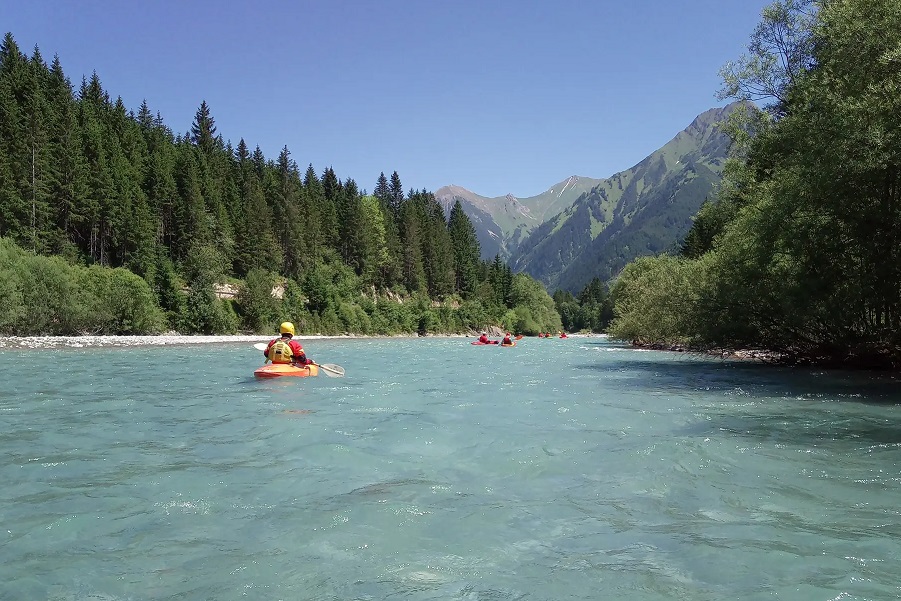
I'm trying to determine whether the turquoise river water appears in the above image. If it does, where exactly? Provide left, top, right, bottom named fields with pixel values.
left=2, top=336, right=901, bottom=600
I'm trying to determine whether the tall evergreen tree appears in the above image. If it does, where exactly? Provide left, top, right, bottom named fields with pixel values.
left=45, top=54, right=87, bottom=256
left=190, top=100, right=218, bottom=154
left=420, top=192, right=455, bottom=297
left=399, top=199, right=426, bottom=293
left=0, top=33, right=30, bottom=244
left=388, top=171, right=404, bottom=217
left=136, top=99, right=154, bottom=129
left=271, top=146, right=308, bottom=277
left=77, top=80, right=118, bottom=263
left=303, top=164, right=338, bottom=251
left=234, top=165, right=278, bottom=275
left=447, top=200, right=481, bottom=298
left=374, top=172, right=390, bottom=208
left=21, top=45, right=55, bottom=254
left=317, top=166, right=339, bottom=248
left=172, top=142, right=209, bottom=259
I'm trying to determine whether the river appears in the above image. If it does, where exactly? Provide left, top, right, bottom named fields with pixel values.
left=2, top=336, right=899, bottom=600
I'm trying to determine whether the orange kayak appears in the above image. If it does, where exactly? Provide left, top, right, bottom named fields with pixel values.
left=500, top=341, right=516, bottom=347
left=254, top=363, right=320, bottom=378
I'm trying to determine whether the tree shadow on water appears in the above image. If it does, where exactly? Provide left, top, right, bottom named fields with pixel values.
left=697, top=412, right=901, bottom=446
left=577, top=357, right=901, bottom=446
left=576, top=357, right=901, bottom=406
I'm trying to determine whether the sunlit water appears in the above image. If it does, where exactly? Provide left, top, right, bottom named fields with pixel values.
left=2, top=336, right=901, bottom=600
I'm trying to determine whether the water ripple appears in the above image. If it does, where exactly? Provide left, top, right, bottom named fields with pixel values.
left=2, top=338, right=901, bottom=599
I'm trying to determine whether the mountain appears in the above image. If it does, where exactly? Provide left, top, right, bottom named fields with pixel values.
left=435, top=176, right=603, bottom=259
left=437, top=103, right=740, bottom=292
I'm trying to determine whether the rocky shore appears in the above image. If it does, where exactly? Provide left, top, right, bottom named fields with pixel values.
left=0, top=332, right=480, bottom=349
left=0, top=332, right=595, bottom=349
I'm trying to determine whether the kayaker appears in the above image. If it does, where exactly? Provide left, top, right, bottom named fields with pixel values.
left=264, top=322, right=314, bottom=366
left=478, top=332, right=491, bottom=344
left=502, top=332, right=513, bottom=345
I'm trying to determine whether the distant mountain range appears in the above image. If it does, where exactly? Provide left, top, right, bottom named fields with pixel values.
left=436, top=102, right=740, bottom=292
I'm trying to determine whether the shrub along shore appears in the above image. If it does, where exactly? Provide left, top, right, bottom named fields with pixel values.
left=0, top=237, right=563, bottom=338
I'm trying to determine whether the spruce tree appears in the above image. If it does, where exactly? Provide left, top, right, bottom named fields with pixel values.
left=77, top=86, right=117, bottom=263
left=0, top=33, right=30, bottom=243
left=316, top=166, right=339, bottom=249
left=22, top=45, right=55, bottom=254
left=399, top=199, right=426, bottom=293
left=46, top=54, right=87, bottom=255
left=374, top=172, right=390, bottom=207
left=271, top=146, right=308, bottom=278
left=190, top=100, right=218, bottom=154
left=420, top=192, right=454, bottom=297
left=447, top=200, right=481, bottom=298
left=172, top=142, right=209, bottom=259
left=388, top=171, right=404, bottom=217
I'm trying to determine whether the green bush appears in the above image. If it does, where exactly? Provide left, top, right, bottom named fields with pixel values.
left=78, top=266, right=165, bottom=334
left=237, top=268, right=280, bottom=333
left=338, top=301, right=372, bottom=334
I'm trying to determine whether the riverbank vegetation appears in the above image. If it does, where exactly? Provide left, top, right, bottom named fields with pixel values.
left=552, top=277, right=614, bottom=334
left=608, top=0, right=901, bottom=368
left=0, top=33, right=561, bottom=336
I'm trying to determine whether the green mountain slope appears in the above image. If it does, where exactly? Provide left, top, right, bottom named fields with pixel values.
left=435, top=176, right=603, bottom=259
left=436, top=104, right=739, bottom=276
left=509, top=103, right=737, bottom=291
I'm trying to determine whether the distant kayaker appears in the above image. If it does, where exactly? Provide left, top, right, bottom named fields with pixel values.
left=502, top=332, right=513, bottom=345
left=264, top=322, right=313, bottom=366
left=478, top=332, right=491, bottom=344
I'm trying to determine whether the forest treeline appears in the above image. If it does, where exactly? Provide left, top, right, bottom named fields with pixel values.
left=607, top=0, right=901, bottom=368
left=0, top=32, right=565, bottom=336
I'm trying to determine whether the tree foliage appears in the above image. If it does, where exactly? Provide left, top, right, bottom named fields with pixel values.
left=612, top=0, right=901, bottom=368
left=0, top=32, right=562, bottom=336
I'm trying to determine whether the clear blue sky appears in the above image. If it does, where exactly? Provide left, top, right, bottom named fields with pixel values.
left=6, top=0, right=770, bottom=198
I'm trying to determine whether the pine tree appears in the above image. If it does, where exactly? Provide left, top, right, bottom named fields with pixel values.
left=251, top=145, right=266, bottom=178
left=271, top=146, right=306, bottom=277
left=337, top=177, right=365, bottom=273
left=0, top=33, right=30, bottom=243
left=419, top=192, right=454, bottom=297
left=388, top=171, right=404, bottom=217
left=136, top=99, right=154, bottom=129
left=45, top=54, right=87, bottom=255
left=172, top=142, right=209, bottom=259
left=190, top=100, right=218, bottom=154
left=374, top=172, right=390, bottom=207
left=399, top=199, right=426, bottom=293
left=234, top=164, right=278, bottom=275
left=303, top=164, right=338, bottom=251
left=77, top=78, right=117, bottom=263
left=370, top=172, right=403, bottom=287
left=144, top=127, right=178, bottom=252
left=447, top=200, right=481, bottom=298
left=316, top=166, right=339, bottom=249
left=21, top=45, right=55, bottom=254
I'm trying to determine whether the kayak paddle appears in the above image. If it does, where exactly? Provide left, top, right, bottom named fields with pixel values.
left=316, top=363, right=345, bottom=377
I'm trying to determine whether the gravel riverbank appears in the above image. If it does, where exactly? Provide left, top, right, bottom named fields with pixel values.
left=0, top=334, right=308, bottom=349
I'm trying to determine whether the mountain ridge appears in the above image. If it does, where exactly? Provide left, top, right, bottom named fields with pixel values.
left=436, top=102, right=742, bottom=291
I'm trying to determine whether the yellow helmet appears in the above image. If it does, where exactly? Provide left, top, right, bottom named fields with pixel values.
left=279, top=322, right=295, bottom=336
